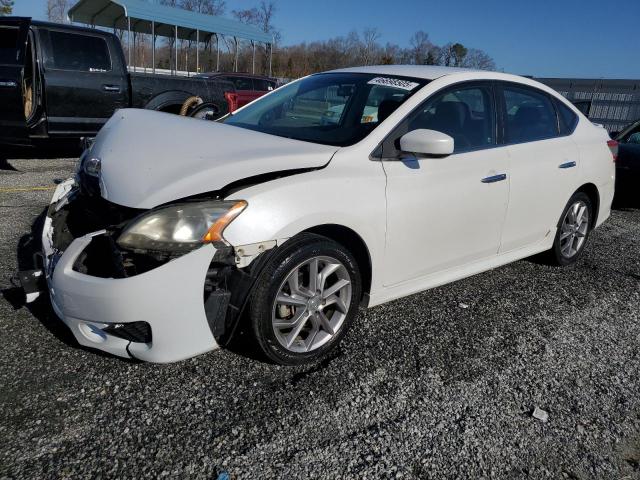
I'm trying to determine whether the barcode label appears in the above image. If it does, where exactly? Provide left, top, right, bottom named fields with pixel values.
left=367, top=77, right=420, bottom=91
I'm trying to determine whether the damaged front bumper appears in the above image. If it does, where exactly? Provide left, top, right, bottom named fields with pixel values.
left=39, top=179, right=229, bottom=363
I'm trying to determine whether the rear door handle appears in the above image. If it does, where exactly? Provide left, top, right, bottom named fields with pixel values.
left=481, top=173, right=507, bottom=183
left=559, top=161, right=577, bottom=169
left=103, top=85, right=121, bottom=92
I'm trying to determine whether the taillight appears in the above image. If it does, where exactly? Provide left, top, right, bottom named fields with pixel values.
left=607, top=139, right=618, bottom=162
left=225, top=92, right=239, bottom=113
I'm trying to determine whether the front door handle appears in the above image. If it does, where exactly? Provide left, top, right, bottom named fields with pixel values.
left=481, top=173, right=507, bottom=183
left=0, top=80, right=17, bottom=88
left=559, top=161, right=577, bottom=169
left=103, top=85, right=121, bottom=92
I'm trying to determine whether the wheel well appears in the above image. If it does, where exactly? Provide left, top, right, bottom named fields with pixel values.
left=576, top=183, right=600, bottom=229
left=304, top=225, right=372, bottom=300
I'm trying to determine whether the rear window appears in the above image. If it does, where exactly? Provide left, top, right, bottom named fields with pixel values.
left=49, top=31, right=111, bottom=72
left=0, top=26, right=19, bottom=64
left=556, top=99, right=578, bottom=134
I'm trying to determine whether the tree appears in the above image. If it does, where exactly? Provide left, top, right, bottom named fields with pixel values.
left=46, top=0, right=70, bottom=23
left=179, top=0, right=225, bottom=15
left=462, top=48, right=496, bottom=70
left=0, top=0, right=13, bottom=15
left=409, top=31, right=432, bottom=65
left=360, top=27, right=381, bottom=65
left=441, top=42, right=468, bottom=67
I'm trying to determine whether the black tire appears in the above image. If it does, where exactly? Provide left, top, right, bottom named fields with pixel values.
left=189, top=103, right=222, bottom=120
left=249, top=233, right=362, bottom=365
left=544, top=191, right=593, bottom=266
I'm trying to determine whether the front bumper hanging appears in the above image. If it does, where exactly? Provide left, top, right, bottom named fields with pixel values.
left=38, top=179, right=227, bottom=363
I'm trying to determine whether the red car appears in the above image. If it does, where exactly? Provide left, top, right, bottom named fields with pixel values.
left=197, top=72, right=277, bottom=112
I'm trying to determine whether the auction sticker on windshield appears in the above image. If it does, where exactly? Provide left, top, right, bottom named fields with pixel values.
left=367, top=77, right=420, bottom=91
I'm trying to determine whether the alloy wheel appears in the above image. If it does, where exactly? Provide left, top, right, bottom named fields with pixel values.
left=559, top=200, right=589, bottom=258
left=271, top=256, right=352, bottom=353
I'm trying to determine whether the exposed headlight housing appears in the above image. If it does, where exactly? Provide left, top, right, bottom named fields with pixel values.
left=117, top=200, right=247, bottom=253
left=83, top=157, right=102, bottom=177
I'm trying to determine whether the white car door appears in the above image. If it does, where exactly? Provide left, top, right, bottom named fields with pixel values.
left=496, top=83, right=580, bottom=253
left=380, top=82, right=510, bottom=286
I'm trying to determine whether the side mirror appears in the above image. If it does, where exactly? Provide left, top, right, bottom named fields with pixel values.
left=399, top=129, right=454, bottom=156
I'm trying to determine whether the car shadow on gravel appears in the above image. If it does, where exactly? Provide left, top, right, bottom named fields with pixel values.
left=612, top=178, right=640, bottom=210
left=2, top=209, right=75, bottom=347
left=0, top=142, right=81, bottom=170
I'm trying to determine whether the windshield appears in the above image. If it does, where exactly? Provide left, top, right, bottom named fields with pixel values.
left=223, top=73, right=427, bottom=146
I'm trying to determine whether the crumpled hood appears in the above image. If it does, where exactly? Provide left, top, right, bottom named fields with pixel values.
left=90, top=109, right=338, bottom=209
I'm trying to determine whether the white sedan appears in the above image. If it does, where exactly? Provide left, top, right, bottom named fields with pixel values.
left=36, top=66, right=617, bottom=364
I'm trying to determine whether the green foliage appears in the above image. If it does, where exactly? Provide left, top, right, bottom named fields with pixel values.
left=0, top=0, right=14, bottom=15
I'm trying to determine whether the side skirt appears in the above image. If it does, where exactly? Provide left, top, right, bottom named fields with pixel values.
left=368, top=232, right=556, bottom=308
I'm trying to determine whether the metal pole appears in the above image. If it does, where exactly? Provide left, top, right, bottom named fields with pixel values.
left=269, top=43, right=272, bottom=77
left=216, top=35, right=220, bottom=71
left=234, top=37, right=238, bottom=72
left=152, top=21, right=155, bottom=74
left=132, top=31, right=136, bottom=72
left=211, top=35, right=215, bottom=71
left=175, top=25, right=178, bottom=74
left=252, top=41, right=255, bottom=74
left=196, top=30, right=200, bottom=73
left=127, top=16, right=131, bottom=68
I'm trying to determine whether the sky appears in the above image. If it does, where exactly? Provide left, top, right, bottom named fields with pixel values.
left=12, top=0, right=640, bottom=78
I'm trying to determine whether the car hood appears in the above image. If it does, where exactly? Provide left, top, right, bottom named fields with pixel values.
left=90, top=109, right=338, bottom=209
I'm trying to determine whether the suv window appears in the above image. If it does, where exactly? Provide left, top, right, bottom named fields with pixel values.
left=401, top=85, right=496, bottom=153
left=226, top=76, right=254, bottom=90
left=556, top=99, right=578, bottom=135
left=49, top=31, right=111, bottom=72
left=0, top=26, right=19, bottom=65
left=503, top=86, right=558, bottom=143
left=254, top=78, right=276, bottom=91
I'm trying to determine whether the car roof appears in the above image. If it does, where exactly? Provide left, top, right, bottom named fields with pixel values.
left=30, top=18, right=114, bottom=36
left=327, top=65, right=479, bottom=80
left=324, top=65, right=567, bottom=98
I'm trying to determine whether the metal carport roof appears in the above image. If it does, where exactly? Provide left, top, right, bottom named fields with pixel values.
left=68, top=0, right=273, bottom=44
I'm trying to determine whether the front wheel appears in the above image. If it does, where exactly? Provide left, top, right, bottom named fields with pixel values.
left=249, top=233, right=362, bottom=365
left=545, top=192, right=593, bottom=266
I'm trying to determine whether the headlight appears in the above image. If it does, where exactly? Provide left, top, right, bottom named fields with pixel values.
left=117, top=200, right=247, bottom=252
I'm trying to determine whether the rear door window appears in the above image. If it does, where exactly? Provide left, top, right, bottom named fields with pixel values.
left=0, top=26, right=20, bottom=64
left=48, top=30, right=111, bottom=72
left=502, top=85, right=559, bottom=143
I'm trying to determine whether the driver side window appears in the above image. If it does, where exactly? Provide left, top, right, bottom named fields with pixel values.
left=405, top=85, right=496, bottom=153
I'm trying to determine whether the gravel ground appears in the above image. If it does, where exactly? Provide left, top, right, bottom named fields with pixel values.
left=1, top=156, right=640, bottom=479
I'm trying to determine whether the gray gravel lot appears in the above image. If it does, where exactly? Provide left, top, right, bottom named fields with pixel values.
left=1, top=156, right=640, bottom=479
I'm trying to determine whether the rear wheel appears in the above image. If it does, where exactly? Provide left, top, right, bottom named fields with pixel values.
left=546, top=192, right=593, bottom=266
left=249, top=233, right=361, bottom=365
